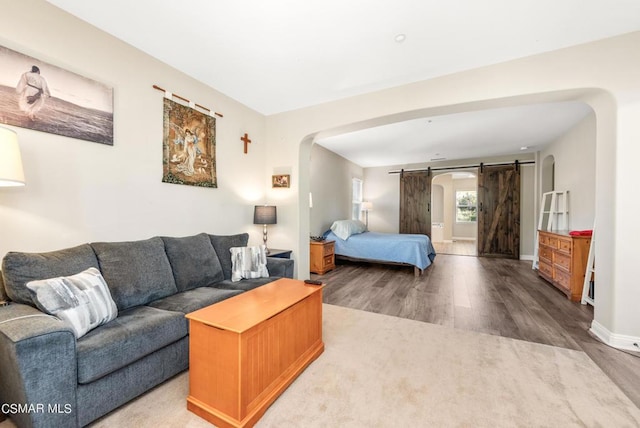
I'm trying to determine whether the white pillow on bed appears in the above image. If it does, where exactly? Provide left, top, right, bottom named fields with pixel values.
left=330, top=220, right=366, bottom=240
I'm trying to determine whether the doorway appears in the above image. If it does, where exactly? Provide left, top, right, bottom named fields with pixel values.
left=430, top=171, right=478, bottom=256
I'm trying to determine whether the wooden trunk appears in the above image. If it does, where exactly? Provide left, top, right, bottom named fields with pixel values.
left=186, top=279, right=324, bottom=428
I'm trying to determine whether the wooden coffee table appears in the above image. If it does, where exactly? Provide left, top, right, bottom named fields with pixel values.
left=185, top=278, right=324, bottom=428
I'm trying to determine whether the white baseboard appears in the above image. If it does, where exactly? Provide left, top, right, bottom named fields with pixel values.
left=590, top=320, right=640, bottom=352
left=451, top=237, right=475, bottom=241
left=519, top=254, right=534, bottom=261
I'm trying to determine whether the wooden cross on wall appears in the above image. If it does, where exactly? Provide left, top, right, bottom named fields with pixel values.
left=241, top=133, right=251, bottom=154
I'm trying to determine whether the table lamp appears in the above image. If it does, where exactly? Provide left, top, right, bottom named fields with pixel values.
left=254, top=205, right=277, bottom=253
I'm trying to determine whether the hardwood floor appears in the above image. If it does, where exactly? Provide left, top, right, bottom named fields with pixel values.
left=313, top=254, right=640, bottom=408
left=432, top=240, right=477, bottom=256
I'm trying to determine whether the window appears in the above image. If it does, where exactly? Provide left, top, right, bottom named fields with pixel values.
left=456, top=190, right=477, bottom=222
left=352, top=178, right=363, bottom=220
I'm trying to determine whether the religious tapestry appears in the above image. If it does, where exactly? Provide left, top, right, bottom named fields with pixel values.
left=162, top=97, right=217, bottom=188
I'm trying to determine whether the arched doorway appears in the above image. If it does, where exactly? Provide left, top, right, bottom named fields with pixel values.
left=541, top=155, right=555, bottom=194
left=430, top=171, right=478, bottom=256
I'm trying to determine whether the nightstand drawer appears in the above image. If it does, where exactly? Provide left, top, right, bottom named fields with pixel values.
left=323, top=243, right=334, bottom=256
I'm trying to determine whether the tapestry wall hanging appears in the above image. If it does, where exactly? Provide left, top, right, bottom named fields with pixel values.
left=0, top=44, right=113, bottom=145
left=162, top=97, right=217, bottom=188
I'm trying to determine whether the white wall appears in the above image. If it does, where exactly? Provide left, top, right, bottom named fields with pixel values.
left=0, top=1, right=271, bottom=259
left=540, top=112, right=596, bottom=230
left=309, top=143, right=363, bottom=236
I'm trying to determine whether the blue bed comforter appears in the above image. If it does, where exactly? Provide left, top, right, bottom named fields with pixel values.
left=324, top=230, right=436, bottom=270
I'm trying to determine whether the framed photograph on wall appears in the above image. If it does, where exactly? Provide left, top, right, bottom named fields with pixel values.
left=0, top=44, right=114, bottom=145
left=272, top=174, right=290, bottom=188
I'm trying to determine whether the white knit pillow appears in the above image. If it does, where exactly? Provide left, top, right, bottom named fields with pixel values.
left=230, top=245, right=269, bottom=282
left=26, top=267, right=118, bottom=338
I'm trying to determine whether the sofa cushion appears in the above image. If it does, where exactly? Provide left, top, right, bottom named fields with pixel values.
left=91, top=237, right=178, bottom=311
left=213, top=277, right=277, bottom=292
left=230, top=245, right=269, bottom=282
left=162, top=233, right=224, bottom=291
left=208, top=233, right=249, bottom=280
left=26, top=267, right=118, bottom=338
left=1, top=244, right=100, bottom=306
left=76, top=305, right=187, bottom=384
left=148, top=287, right=243, bottom=314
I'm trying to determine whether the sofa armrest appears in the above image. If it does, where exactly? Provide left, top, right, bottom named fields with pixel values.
left=266, top=257, right=294, bottom=278
left=0, top=303, right=78, bottom=428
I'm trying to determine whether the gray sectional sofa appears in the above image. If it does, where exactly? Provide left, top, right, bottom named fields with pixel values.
left=0, top=233, right=294, bottom=428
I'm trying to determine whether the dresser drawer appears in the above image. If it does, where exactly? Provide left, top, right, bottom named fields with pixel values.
left=558, top=238, right=572, bottom=253
left=539, top=233, right=551, bottom=246
left=539, top=245, right=553, bottom=262
left=538, top=260, right=553, bottom=278
left=554, top=251, right=571, bottom=271
left=555, top=269, right=571, bottom=291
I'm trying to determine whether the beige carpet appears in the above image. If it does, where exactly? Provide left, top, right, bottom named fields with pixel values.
left=4, top=304, right=640, bottom=427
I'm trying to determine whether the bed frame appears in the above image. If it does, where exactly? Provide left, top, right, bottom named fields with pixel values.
left=335, top=255, right=425, bottom=277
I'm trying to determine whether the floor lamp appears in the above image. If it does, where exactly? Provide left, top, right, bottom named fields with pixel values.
left=362, top=201, right=373, bottom=230
left=254, top=205, right=277, bottom=254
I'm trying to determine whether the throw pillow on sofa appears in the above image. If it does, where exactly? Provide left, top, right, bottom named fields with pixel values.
left=230, top=245, right=269, bottom=282
left=26, top=267, right=118, bottom=338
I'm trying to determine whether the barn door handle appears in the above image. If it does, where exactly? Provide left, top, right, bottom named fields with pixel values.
left=480, top=202, right=483, bottom=212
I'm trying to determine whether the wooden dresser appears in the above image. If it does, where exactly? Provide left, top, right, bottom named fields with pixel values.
left=310, top=240, right=335, bottom=275
left=537, top=230, right=591, bottom=301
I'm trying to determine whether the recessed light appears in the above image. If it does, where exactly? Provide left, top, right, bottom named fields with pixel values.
left=520, top=146, right=529, bottom=151
left=394, top=33, right=406, bottom=43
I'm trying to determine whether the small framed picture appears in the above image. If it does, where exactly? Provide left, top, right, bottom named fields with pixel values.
left=272, top=174, right=290, bottom=188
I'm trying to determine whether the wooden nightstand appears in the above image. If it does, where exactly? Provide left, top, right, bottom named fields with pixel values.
left=310, top=240, right=335, bottom=275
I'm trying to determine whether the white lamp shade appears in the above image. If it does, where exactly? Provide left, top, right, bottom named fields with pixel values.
left=0, top=127, right=25, bottom=187
left=361, top=201, right=373, bottom=211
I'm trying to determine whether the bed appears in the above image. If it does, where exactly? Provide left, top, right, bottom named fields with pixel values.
left=323, top=221, right=436, bottom=275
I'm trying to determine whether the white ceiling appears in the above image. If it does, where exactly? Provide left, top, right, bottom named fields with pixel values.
left=45, top=0, right=640, bottom=166
left=315, top=101, right=593, bottom=167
